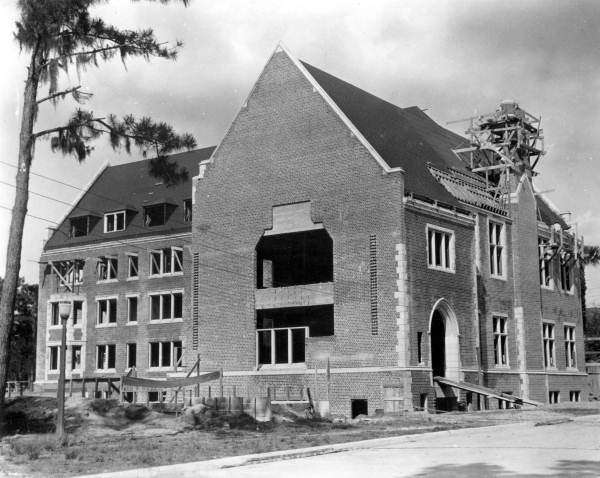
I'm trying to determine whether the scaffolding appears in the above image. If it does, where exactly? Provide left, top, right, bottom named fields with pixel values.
left=451, top=100, right=545, bottom=208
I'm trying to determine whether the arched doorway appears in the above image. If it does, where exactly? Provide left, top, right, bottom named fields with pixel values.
left=429, top=299, right=460, bottom=383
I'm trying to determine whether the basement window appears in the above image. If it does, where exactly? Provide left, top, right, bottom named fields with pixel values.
left=104, top=211, right=126, bottom=233
left=426, top=225, right=454, bottom=272
left=96, top=344, right=116, bottom=370
left=149, top=341, right=183, bottom=369
left=569, top=390, right=580, bottom=402
left=256, top=230, right=333, bottom=288
left=548, top=390, right=560, bottom=404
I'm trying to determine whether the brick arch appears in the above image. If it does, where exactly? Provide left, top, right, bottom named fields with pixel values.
left=428, top=298, right=460, bottom=383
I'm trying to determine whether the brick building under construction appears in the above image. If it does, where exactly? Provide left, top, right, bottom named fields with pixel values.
left=36, top=46, right=587, bottom=416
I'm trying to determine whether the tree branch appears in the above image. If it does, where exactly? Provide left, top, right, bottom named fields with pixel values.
left=33, top=117, right=105, bottom=139
left=36, top=85, right=86, bottom=105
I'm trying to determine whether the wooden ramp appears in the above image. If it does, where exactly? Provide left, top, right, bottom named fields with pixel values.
left=434, top=376, right=543, bottom=407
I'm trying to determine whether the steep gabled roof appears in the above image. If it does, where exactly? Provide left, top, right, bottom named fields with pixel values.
left=301, top=61, right=473, bottom=207
left=43, top=147, right=215, bottom=251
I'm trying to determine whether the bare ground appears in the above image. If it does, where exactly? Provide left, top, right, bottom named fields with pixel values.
left=1, top=396, right=599, bottom=478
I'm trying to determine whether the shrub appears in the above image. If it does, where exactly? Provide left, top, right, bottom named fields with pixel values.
left=124, top=404, right=149, bottom=420
left=89, top=399, right=118, bottom=415
left=9, top=434, right=57, bottom=460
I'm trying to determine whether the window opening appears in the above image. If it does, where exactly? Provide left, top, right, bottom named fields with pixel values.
left=72, top=301, right=83, bottom=326
left=50, top=302, right=60, bottom=326
left=104, top=211, right=126, bottom=233
left=183, top=199, right=192, bottom=222
left=493, top=316, right=508, bottom=366
left=489, top=221, right=504, bottom=277
left=127, top=343, right=137, bottom=368
left=564, top=325, right=576, bottom=368
left=149, top=341, right=182, bottom=368
left=149, top=292, right=183, bottom=320
left=427, top=226, right=454, bottom=271
left=97, top=298, right=117, bottom=325
left=49, top=346, right=59, bottom=371
left=97, top=257, right=118, bottom=281
left=128, top=255, right=138, bottom=278
left=96, top=344, right=116, bottom=370
left=417, top=332, right=423, bottom=364
left=351, top=399, right=368, bottom=418
left=70, top=216, right=90, bottom=237
left=560, top=254, right=572, bottom=291
left=127, top=296, right=138, bottom=323
left=569, top=390, right=580, bottom=402
left=548, top=390, right=560, bottom=404
left=150, top=248, right=183, bottom=276
left=71, top=345, right=82, bottom=370
left=538, top=238, right=552, bottom=287
left=543, top=323, right=555, bottom=368
left=256, top=230, right=333, bottom=288
left=144, top=204, right=172, bottom=227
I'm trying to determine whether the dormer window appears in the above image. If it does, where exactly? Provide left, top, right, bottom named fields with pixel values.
left=70, top=216, right=91, bottom=237
left=144, top=204, right=169, bottom=227
left=104, top=211, right=126, bottom=233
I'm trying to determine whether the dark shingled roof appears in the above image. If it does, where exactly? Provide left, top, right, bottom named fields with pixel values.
left=301, top=61, right=472, bottom=207
left=44, top=147, right=215, bottom=251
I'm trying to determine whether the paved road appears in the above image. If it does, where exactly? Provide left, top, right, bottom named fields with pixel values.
left=197, top=415, right=600, bottom=478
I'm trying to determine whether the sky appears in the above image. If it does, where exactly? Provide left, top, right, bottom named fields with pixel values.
left=1, top=0, right=600, bottom=302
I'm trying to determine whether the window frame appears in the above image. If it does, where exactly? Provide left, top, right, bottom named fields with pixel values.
left=149, top=247, right=183, bottom=277
left=70, top=344, right=82, bottom=371
left=564, top=324, right=577, bottom=369
left=48, top=345, right=60, bottom=372
left=256, top=326, right=309, bottom=368
left=538, top=237, right=554, bottom=289
left=97, top=256, right=118, bottom=282
left=126, top=343, right=137, bottom=369
left=103, top=210, right=126, bottom=233
left=96, top=296, right=118, bottom=327
left=488, top=220, right=506, bottom=279
left=70, top=216, right=90, bottom=238
left=126, top=295, right=138, bottom=324
left=543, top=322, right=556, bottom=369
left=493, top=315, right=509, bottom=367
left=569, top=390, right=580, bottom=402
left=183, top=199, right=192, bottom=223
left=148, top=290, right=183, bottom=322
left=148, top=340, right=183, bottom=370
left=426, top=224, right=455, bottom=273
left=96, top=344, right=116, bottom=371
left=548, top=390, right=560, bottom=404
left=127, top=254, right=139, bottom=280
left=559, top=254, right=574, bottom=293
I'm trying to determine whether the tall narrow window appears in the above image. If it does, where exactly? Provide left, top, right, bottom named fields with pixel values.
left=560, top=255, right=572, bottom=292
left=417, top=332, right=423, bottom=364
left=50, top=302, right=60, bottom=326
left=71, top=345, right=82, bottom=370
left=127, top=255, right=138, bottom=279
left=49, top=346, right=59, bottom=371
left=72, top=301, right=83, bottom=326
left=493, top=316, right=508, bottom=366
left=538, top=238, right=552, bottom=287
left=427, top=226, right=454, bottom=271
left=489, top=221, right=504, bottom=277
left=183, top=199, right=192, bottom=222
left=96, top=298, right=117, bottom=325
left=549, top=391, right=560, bottom=404
left=543, top=323, right=555, bottom=368
left=127, top=296, right=138, bottom=323
left=564, top=325, right=576, bottom=368
left=569, top=391, right=580, bottom=402
left=127, top=343, right=137, bottom=368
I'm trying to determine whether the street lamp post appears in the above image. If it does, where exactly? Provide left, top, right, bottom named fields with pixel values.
left=56, top=300, right=72, bottom=444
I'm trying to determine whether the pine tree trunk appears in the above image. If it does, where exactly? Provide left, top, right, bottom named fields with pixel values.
left=0, top=47, right=41, bottom=431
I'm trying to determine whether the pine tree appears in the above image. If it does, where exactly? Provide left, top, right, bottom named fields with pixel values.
left=0, top=0, right=195, bottom=430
